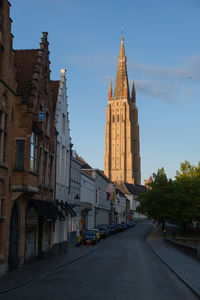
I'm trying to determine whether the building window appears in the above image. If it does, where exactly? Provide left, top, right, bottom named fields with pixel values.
left=39, top=147, right=43, bottom=185
left=0, top=112, right=5, bottom=163
left=29, top=132, right=38, bottom=172
left=113, top=115, right=115, bottom=123
left=50, top=154, right=54, bottom=188
left=56, top=142, right=60, bottom=184
left=62, top=146, right=65, bottom=185
left=44, top=151, right=49, bottom=186
left=15, top=140, right=24, bottom=170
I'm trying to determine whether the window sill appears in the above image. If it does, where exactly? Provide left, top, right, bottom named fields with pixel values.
left=29, top=170, right=39, bottom=177
left=0, top=162, right=8, bottom=169
left=13, top=168, right=25, bottom=172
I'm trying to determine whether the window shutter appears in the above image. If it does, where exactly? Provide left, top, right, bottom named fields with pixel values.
left=16, top=140, right=24, bottom=170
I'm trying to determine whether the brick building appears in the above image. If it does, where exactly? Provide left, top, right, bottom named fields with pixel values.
left=0, top=0, right=64, bottom=274
left=0, top=0, right=18, bottom=275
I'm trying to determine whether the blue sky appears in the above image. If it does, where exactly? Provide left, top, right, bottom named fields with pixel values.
left=9, top=0, right=200, bottom=183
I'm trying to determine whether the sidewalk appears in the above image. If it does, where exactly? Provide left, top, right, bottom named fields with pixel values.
left=0, top=236, right=96, bottom=295
left=147, top=224, right=200, bottom=298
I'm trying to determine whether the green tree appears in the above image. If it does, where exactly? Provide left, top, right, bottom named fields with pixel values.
left=136, top=168, right=175, bottom=232
left=174, top=161, right=200, bottom=234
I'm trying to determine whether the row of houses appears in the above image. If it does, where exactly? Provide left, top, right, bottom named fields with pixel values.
left=0, top=0, right=146, bottom=275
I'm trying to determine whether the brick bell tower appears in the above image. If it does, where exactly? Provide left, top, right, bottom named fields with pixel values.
left=104, top=37, right=141, bottom=185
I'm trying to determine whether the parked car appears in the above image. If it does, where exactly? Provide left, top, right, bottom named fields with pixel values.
left=114, top=224, right=123, bottom=232
left=95, top=226, right=109, bottom=237
left=120, top=223, right=128, bottom=230
left=94, top=227, right=107, bottom=238
left=83, top=230, right=98, bottom=245
left=107, top=225, right=117, bottom=234
left=88, top=228, right=101, bottom=240
left=128, top=222, right=136, bottom=227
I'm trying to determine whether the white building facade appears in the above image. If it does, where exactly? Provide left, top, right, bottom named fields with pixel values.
left=80, top=170, right=95, bottom=230
left=69, top=153, right=82, bottom=234
left=91, top=169, right=111, bottom=226
left=53, top=69, right=71, bottom=253
left=114, top=190, right=126, bottom=224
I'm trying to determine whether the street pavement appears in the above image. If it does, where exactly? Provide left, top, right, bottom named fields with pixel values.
left=148, top=223, right=200, bottom=298
left=0, top=221, right=198, bottom=300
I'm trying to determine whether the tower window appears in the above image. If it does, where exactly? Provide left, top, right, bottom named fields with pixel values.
left=117, top=115, right=119, bottom=122
left=113, top=115, right=115, bottom=122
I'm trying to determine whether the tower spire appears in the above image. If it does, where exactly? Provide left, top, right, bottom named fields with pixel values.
left=108, top=79, right=112, bottom=100
left=131, top=80, right=136, bottom=102
left=114, top=37, right=129, bottom=99
left=119, top=36, right=125, bottom=57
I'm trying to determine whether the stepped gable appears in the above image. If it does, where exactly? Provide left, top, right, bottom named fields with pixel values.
left=51, top=80, right=60, bottom=111
left=14, top=49, right=39, bottom=101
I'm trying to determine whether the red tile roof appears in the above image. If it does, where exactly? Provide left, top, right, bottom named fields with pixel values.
left=14, top=49, right=38, bottom=99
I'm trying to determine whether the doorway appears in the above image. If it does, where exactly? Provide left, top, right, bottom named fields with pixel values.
left=8, top=204, right=19, bottom=270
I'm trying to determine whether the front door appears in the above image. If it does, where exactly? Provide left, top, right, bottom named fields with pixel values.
left=8, top=204, right=19, bottom=270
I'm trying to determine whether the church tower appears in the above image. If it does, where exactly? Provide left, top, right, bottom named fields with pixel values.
left=104, top=37, right=141, bottom=185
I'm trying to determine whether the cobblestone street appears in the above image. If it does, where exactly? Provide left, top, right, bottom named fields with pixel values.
left=0, top=222, right=198, bottom=300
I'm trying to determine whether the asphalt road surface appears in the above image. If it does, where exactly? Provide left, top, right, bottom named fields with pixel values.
left=1, top=221, right=198, bottom=300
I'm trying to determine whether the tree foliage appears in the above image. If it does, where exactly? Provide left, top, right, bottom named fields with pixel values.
left=136, top=161, right=200, bottom=225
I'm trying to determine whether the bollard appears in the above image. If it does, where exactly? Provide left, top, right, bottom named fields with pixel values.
left=87, top=240, right=91, bottom=248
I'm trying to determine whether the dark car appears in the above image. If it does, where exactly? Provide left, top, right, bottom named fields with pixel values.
left=83, top=230, right=98, bottom=245
left=120, top=223, right=128, bottom=230
left=95, top=226, right=109, bottom=237
left=114, top=224, right=123, bottom=232
left=128, top=222, right=136, bottom=227
left=107, top=225, right=117, bottom=234
left=95, top=228, right=107, bottom=238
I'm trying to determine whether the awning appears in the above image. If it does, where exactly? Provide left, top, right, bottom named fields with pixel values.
left=81, top=202, right=92, bottom=212
left=57, top=200, right=69, bottom=216
left=31, top=199, right=65, bottom=222
left=64, top=202, right=76, bottom=217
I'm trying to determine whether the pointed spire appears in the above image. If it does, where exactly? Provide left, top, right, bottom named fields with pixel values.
left=114, top=37, right=129, bottom=99
left=131, top=80, right=136, bottom=102
left=119, top=36, right=125, bottom=57
left=108, top=79, right=112, bottom=100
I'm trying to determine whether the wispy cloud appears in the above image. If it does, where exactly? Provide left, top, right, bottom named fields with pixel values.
left=129, top=55, right=200, bottom=81
left=129, top=56, right=200, bottom=103
left=68, top=53, right=200, bottom=103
